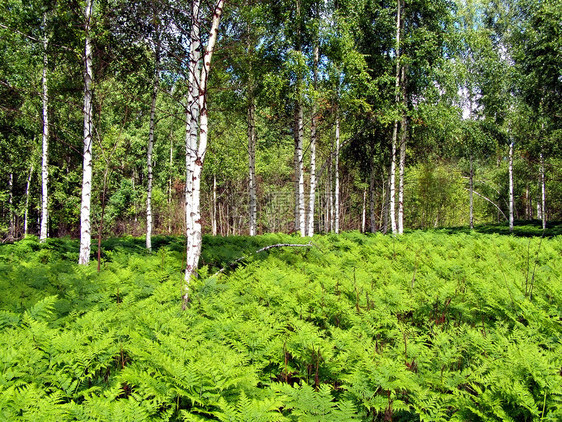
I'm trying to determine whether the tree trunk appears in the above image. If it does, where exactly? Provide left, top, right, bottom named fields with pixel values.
left=398, top=118, right=406, bottom=234
left=293, top=0, right=305, bottom=237
left=168, top=127, right=173, bottom=233
left=508, top=140, right=514, bottom=232
left=398, top=63, right=407, bottom=235
left=334, top=112, right=340, bottom=234
left=361, top=187, right=367, bottom=233
left=185, top=0, right=201, bottom=287
left=295, top=103, right=305, bottom=236
left=369, top=167, right=376, bottom=232
left=382, top=176, right=389, bottom=234
left=390, top=0, right=402, bottom=236
left=389, top=136, right=397, bottom=234
left=183, top=0, right=224, bottom=306
left=8, top=172, right=14, bottom=240
left=212, top=175, right=217, bottom=236
left=307, top=41, right=319, bottom=237
left=24, top=163, right=33, bottom=236
left=469, top=155, right=474, bottom=229
left=40, top=12, right=49, bottom=242
left=79, top=0, right=94, bottom=265
left=540, top=152, right=546, bottom=230
left=146, top=43, right=160, bottom=251
left=248, top=94, right=257, bottom=236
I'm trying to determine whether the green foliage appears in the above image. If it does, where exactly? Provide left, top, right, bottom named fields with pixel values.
left=0, top=229, right=561, bottom=420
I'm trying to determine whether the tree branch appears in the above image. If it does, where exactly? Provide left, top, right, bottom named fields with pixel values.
left=466, top=188, right=508, bottom=221
left=213, top=242, right=315, bottom=276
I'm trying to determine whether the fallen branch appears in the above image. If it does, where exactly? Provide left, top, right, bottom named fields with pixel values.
left=213, top=242, right=315, bottom=276
left=465, top=188, right=508, bottom=221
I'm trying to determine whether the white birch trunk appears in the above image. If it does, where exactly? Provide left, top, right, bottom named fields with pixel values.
left=8, top=173, right=14, bottom=240
left=398, top=118, right=406, bottom=234
left=296, top=103, right=305, bottom=236
left=307, top=43, right=319, bottom=237
left=508, top=140, right=514, bottom=232
left=398, top=65, right=406, bottom=235
left=184, top=0, right=224, bottom=305
left=212, top=174, right=217, bottom=236
left=40, top=12, right=49, bottom=242
left=185, top=0, right=201, bottom=287
left=390, top=0, right=402, bottom=235
left=469, top=156, right=474, bottom=229
left=167, top=127, right=173, bottom=233
left=361, top=188, right=366, bottom=233
left=540, top=152, right=546, bottom=230
left=248, top=96, right=257, bottom=236
left=334, top=113, right=340, bottom=234
left=24, top=163, right=33, bottom=236
left=380, top=178, right=384, bottom=234
left=389, top=124, right=397, bottom=234
left=79, top=0, right=94, bottom=265
left=146, top=44, right=159, bottom=251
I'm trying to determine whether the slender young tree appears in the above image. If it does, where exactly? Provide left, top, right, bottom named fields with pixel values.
left=508, top=139, right=514, bottom=231
left=389, top=0, right=402, bottom=235
left=40, top=10, right=49, bottom=242
left=184, top=0, right=225, bottom=305
left=539, top=152, right=546, bottom=229
left=397, top=62, right=407, bottom=234
left=247, top=91, right=257, bottom=236
left=334, top=110, right=340, bottom=234
left=307, top=32, right=319, bottom=237
left=79, top=0, right=94, bottom=265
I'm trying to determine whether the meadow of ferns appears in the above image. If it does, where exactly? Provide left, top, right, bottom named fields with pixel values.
left=0, top=223, right=561, bottom=421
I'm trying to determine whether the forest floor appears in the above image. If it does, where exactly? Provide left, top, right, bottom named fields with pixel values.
left=0, top=221, right=561, bottom=421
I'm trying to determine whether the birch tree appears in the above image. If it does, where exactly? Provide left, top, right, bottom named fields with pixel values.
left=78, top=0, right=94, bottom=265
left=334, top=110, right=340, bottom=234
left=508, top=139, right=514, bottom=231
left=306, top=1, right=320, bottom=237
left=389, top=0, right=402, bottom=235
left=184, top=0, right=225, bottom=305
left=40, top=10, right=49, bottom=242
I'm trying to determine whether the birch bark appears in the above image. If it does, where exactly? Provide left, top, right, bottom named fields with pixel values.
left=389, top=0, right=402, bottom=235
left=334, top=112, right=340, bottom=234
left=40, top=11, right=49, bottom=242
left=79, top=0, right=94, bottom=265
left=248, top=94, right=257, bottom=236
left=540, top=152, right=546, bottom=230
left=468, top=154, right=474, bottom=230
left=295, top=103, right=305, bottom=236
left=185, top=0, right=201, bottom=286
left=508, top=140, right=514, bottom=232
left=8, top=173, right=14, bottom=240
left=212, top=174, right=217, bottom=236
left=307, top=41, right=319, bottom=237
left=183, top=0, right=225, bottom=306
left=398, top=64, right=407, bottom=234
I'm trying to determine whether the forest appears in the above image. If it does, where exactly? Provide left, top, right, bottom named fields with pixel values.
left=0, top=0, right=560, bottom=250
left=0, top=0, right=561, bottom=420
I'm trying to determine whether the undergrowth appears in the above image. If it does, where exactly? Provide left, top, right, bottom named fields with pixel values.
left=0, top=224, right=561, bottom=421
